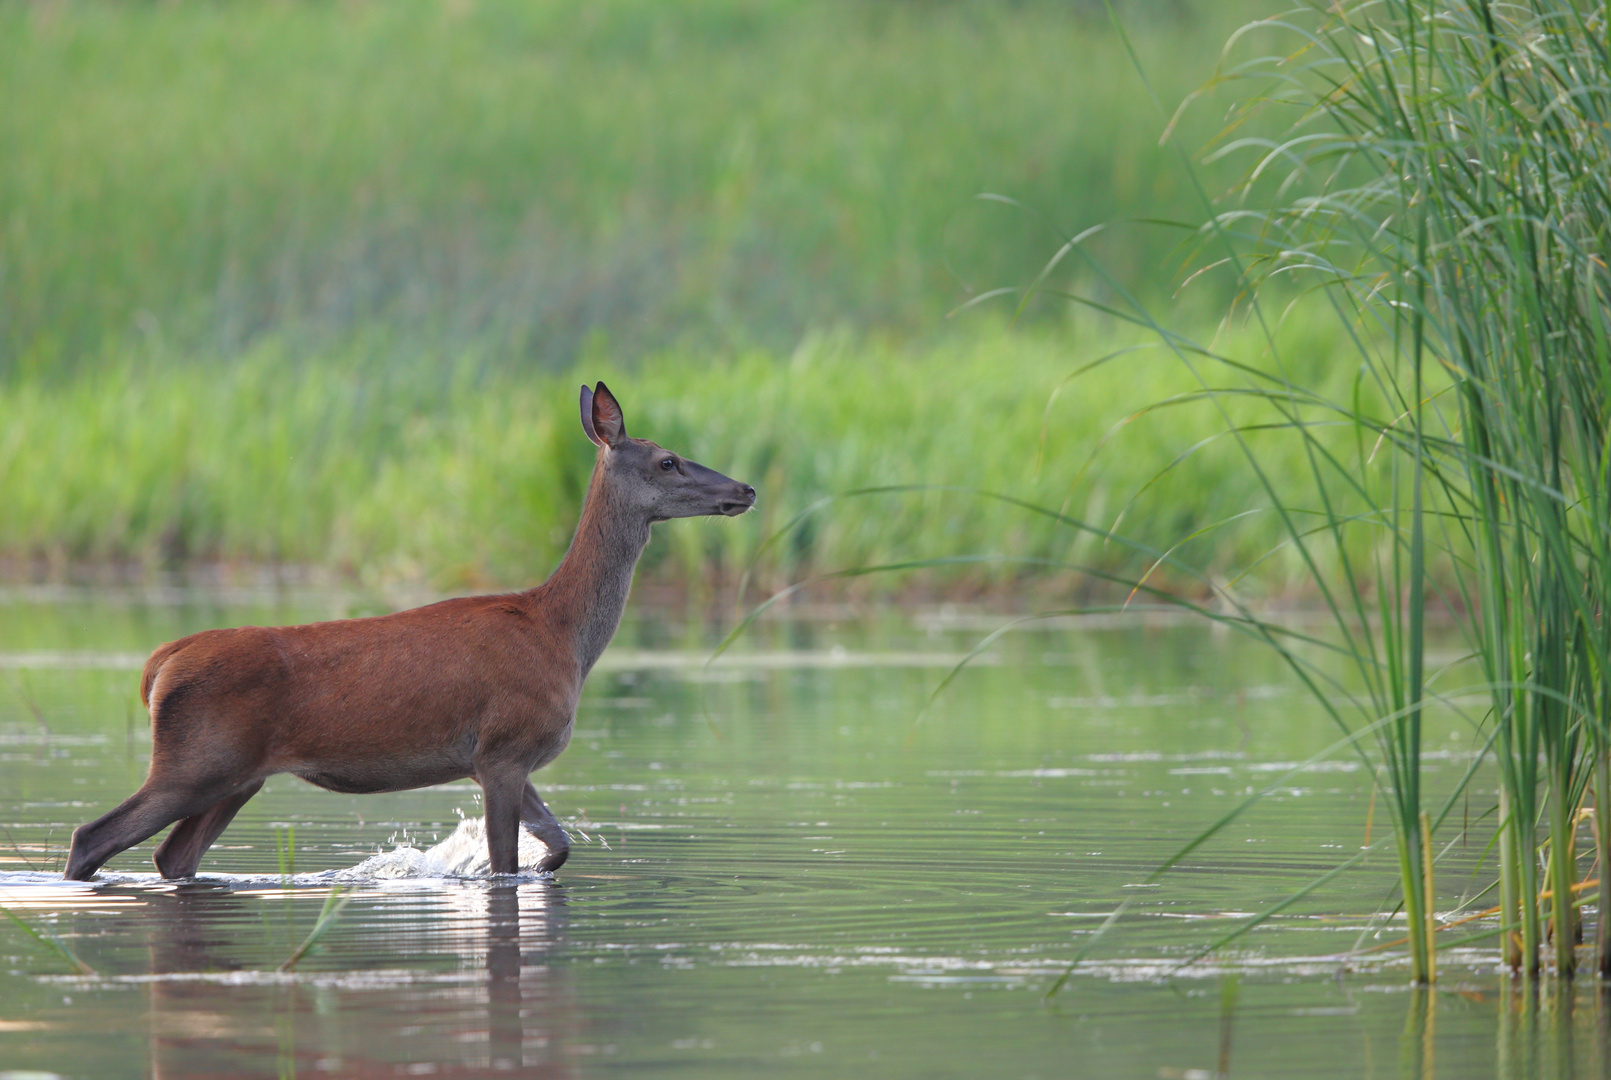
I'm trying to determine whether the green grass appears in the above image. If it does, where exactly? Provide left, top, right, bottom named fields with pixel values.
left=0, top=0, right=1273, bottom=374
left=0, top=0, right=1328, bottom=593
left=0, top=317, right=1366, bottom=595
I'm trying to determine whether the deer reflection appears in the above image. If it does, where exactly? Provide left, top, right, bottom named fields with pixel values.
left=146, top=881, right=580, bottom=1078
left=483, top=883, right=571, bottom=1074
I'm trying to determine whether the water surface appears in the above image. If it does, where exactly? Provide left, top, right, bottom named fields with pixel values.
left=0, top=587, right=1596, bottom=1078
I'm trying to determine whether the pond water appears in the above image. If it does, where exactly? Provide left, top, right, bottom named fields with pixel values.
left=0, top=586, right=1602, bottom=1078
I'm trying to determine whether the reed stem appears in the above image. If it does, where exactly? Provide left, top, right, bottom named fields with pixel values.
left=1421, top=811, right=1436, bottom=984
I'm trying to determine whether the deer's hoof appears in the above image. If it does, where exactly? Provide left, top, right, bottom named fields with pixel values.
left=536, top=846, right=569, bottom=874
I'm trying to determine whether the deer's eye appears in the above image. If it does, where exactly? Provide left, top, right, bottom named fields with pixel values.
left=660, top=458, right=676, bottom=471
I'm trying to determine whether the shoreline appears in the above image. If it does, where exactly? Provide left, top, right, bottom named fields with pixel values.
left=0, top=556, right=1439, bottom=631
left=0, top=556, right=1137, bottom=613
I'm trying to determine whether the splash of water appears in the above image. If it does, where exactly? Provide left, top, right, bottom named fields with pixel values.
left=336, top=817, right=555, bottom=881
left=0, top=817, right=558, bottom=890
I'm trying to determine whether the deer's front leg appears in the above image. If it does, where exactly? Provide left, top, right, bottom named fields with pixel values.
left=477, top=765, right=527, bottom=876
left=521, top=781, right=570, bottom=873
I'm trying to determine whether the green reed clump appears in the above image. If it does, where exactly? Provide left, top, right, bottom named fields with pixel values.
left=1098, top=0, right=1611, bottom=981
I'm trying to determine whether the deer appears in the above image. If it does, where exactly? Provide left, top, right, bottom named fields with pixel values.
left=63, top=382, right=755, bottom=881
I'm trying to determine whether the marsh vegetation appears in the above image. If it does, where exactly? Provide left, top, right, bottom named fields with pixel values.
left=1002, top=0, right=1611, bottom=985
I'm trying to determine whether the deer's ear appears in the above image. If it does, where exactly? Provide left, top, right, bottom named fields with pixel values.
left=580, top=385, right=603, bottom=447
left=591, top=381, right=627, bottom=447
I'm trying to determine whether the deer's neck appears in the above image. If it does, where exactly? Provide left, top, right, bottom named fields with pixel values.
left=537, top=457, right=651, bottom=676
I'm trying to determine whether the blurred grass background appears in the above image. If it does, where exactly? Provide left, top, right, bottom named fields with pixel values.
left=0, top=320, right=1353, bottom=595
left=0, top=0, right=1329, bottom=596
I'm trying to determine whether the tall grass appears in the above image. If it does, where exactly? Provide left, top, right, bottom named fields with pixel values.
left=1068, top=0, right=1611, bottom=981
left=0, top=321, right=1359, bottom=594
left=0, top=0, right=1335, bottom=595
left=873, top=0, right=1610, bottom=987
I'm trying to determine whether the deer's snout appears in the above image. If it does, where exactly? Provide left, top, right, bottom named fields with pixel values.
left=719, top=483, right=756, bottom=517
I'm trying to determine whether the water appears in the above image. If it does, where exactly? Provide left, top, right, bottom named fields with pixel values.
left=0, top=587, right=1599, bottom=1078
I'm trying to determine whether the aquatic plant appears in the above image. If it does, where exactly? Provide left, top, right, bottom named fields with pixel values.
left=1224, top=0, right=1609, bottom=982
left=274, top=825, right=296, bottom=887
left=0, top=902, right=95, bottom=976
left=1056, top=0, right=1611, bottom=982
left=799, top=0, right=1611, bottom=986
left=279, top=886, right=354, bottom=973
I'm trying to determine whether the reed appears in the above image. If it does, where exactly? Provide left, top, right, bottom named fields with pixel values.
left=888, top=0, right=1611, bottom=986
left=1110, top=0, right=1611, bottom=980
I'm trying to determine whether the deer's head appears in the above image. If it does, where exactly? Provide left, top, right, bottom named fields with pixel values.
left=581, top=382, right=756, bottom=522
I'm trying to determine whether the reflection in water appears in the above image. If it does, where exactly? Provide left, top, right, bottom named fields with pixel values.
left=1599, top=990, right=1611, bottom=1080
left=1485, top=979, right=1611, bottom=1080
left=1399, top=988, right=1433, bottom=1080
left=1554, top=984, right=1575, bottom=1080
left=21, top=599, right=1611, bottom=1077
left=144, top=883, right=575, bottom=1078
left=1498, top=980, right=1540, bottom=1080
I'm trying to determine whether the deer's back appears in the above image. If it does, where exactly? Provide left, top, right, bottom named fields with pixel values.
left=143, top=594, right=582, bottom=775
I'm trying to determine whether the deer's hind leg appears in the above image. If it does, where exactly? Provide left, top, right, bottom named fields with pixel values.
left=153, top=780, right=265, bottom=880
left=64, top=781, right=233, bottom=881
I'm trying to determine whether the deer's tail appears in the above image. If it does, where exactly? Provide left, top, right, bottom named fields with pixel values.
left=140, top=640, right=188, bottom=708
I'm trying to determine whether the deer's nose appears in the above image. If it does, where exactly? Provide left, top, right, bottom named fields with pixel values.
left=739, top=484, right=756, bottom=501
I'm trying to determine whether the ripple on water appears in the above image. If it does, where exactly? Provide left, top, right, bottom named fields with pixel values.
left=0, top=817, right=555, bottom=893
left=0, top=604, right=1540, bottom=1079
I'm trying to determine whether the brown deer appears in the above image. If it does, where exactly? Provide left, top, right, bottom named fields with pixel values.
left=64, top=382, right=755, bottom=881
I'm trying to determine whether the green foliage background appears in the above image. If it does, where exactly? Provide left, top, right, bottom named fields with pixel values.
left=0, top=0, right=1313, bottom=591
